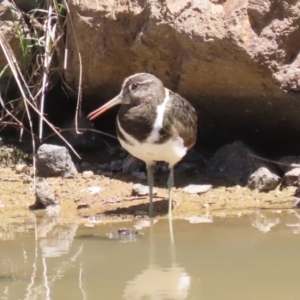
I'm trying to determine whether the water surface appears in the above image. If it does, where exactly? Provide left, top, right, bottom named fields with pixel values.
left=1, top=210, right=300, bottom=300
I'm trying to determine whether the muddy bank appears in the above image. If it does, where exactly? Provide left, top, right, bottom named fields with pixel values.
left=0, top=165, right=297, bottom=226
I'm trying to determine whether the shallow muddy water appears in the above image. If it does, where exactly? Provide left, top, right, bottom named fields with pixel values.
left=1, top=210, right=300, bottom=300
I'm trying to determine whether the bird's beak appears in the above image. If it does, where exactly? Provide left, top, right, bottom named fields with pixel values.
left=87, top=93, right=123, bottom=121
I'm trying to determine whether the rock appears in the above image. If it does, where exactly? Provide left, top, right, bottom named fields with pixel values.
left=36, top=144, right=77, bottom=178
left=32, top=180, right=59, bottom=209
left=82, top=170, right=94, bottom=178
left=97, top=162, right=110, bottom=171
left=80, top=161, right=91, bottom=171
left=67, top=0, right=300, bottom=154
left=85, top=186, right=102, bottom=195
left=182, top=184, right=212, bottom=195
left=282, top=168, right=300, bottom=187
left=207, top=141, right=272, bottom=185
left=153, top=162, right=169, bottom=174
left=278, top=156, right=300, bottom=173
left=15, top=164, right=29, bottom=174
left=119, top=149, right=128, bottom=159
left=132, top=184, right=157, bottom=196
left=110, top=160, right=123, bottom=172
left=96, top=169, right=113, bottom=177
left=22, top=175, right=32, bottom=184
left=98, top=160, right=123, bottom=172
left=122, top=155, right=144, bottom=174
left=183, top=149, right=206, bottom=164
left=132, top=171, right=147, bottom=181
left=66, top=0, right=297, bottom=100
left=175, top=162, right=199, bottom=174
left=247, top=167, right=281, bottom=192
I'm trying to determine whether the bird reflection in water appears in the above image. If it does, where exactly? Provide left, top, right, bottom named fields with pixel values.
left=123, top=219, right=191, bottom=299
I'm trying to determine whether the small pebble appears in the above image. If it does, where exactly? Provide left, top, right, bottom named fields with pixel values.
left=132, top=183, right=157, bottom=196
left=22, top=175, right=32, bottom=183
left=33, top=180, right=59, bottom=209
left=16, top=164, right=29, bottom=174
left=87, top=216, right=102, bottom=224
left=248, top=167, right=281, bottom=191
left=82, top=170, right=94, bottom=178
left=46, top=204, right=60, bottom=217
left=282, top=168, right=300, bottom=187
left=182, top=184, right=212, bottom=194
left=86, top=186, right=102, bottom=195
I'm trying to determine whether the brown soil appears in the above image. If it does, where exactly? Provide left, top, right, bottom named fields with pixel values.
left=0, top=165, right=297, bottom=226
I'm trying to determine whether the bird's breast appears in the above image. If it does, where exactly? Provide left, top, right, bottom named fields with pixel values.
left=117, top=118, right=187, bottom=166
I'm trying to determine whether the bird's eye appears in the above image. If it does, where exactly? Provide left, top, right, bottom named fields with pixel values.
left=131, top=83, right=139, bottom=90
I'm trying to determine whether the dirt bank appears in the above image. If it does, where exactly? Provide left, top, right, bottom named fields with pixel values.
left=0, top=165, right=297, bottom=226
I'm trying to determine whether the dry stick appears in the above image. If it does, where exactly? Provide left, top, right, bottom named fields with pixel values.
left=0, top=30, right=81, bottom=161
left=0, top=31, right=37, bottom=183
left=249, top=153, right=300, bottom=169
left=0, top=95, right=23, bottom=130
left=42, top=127, right=117, bottom=147
left=101, top=195, right=165, bottom=204
left=39, top=0, right=53, bottom=141
left=63, top=0, right=83, bottom=135
left=63, top=28, right=68, bottom=70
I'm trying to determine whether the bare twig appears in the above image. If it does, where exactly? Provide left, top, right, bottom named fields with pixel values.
left=63, top=0, right=83, bottom=134
left=0, top=29, right=37, bottom=182
left=101, top=195, right=165, bottom=204
left=0, top=27, right=81, bottom=162
left=249, top=153, right=300, bottom=169
left=42, top=127, right=117, bottom=141
left=39, top=0, right=53, bottom=141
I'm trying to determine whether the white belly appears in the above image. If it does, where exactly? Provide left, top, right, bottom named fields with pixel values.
left=119, top=135, right=187, bottom=167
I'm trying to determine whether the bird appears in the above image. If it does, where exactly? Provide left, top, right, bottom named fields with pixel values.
left=87, top=73, right=197, bottom=218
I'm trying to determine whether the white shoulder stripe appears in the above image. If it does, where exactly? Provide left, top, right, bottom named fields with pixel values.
left=146, top=89, right=169, bottom=143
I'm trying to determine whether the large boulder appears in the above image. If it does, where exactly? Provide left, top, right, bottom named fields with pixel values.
left=206, top=141, right=277, bottom=185
left=65, top=0, right=300, bottom=153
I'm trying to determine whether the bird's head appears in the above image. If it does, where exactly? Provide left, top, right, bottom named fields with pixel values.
left=87, top=73, right=166, bottom=121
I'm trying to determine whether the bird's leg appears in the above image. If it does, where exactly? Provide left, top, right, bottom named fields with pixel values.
left=167, top=167, right=174, bottom=217
left=146, top=164, right=154, bottom=218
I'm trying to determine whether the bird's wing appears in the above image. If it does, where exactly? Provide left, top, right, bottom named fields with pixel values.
left=162, top=90, right=198, bottom=149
